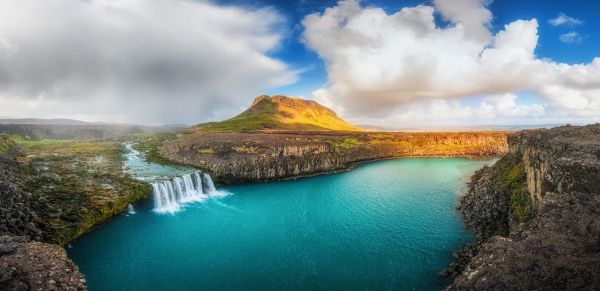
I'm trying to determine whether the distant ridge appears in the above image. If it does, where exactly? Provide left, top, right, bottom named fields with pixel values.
left=200, top=95, right=362, bottom=132
left=0, top=118, right=91, bottom=125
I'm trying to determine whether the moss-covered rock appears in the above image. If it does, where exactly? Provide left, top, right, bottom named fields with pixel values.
left=448, top=124, right=600, bottom=290
left=13, top=138, right=152, bottom=246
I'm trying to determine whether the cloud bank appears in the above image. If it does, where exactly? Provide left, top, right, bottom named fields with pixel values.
left=0, top=0, right=296, bottom=124
left=302, top=0, right=600, bottom=125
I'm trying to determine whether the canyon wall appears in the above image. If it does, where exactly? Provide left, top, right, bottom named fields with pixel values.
left=0, top=136, right=87, bottom=290
left=447, top=124, right=600, bottom=290
left=161, top=131, right=509, bottom=184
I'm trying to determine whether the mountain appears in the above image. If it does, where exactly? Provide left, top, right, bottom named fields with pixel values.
left=200, top=95, right=362, bottom=132
left=0, top=118, right=91, bottom=125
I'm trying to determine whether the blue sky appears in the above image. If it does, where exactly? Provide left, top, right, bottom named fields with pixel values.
left=219, top=0, right=600, bottom=100
left=1, top=0, right=600, bottom=127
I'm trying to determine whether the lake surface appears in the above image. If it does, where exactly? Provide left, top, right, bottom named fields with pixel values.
left=67, top=151, right=492, bottom=291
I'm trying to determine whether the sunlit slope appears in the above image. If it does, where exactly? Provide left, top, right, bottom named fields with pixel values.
left=200, top=95, right=363, bottom=132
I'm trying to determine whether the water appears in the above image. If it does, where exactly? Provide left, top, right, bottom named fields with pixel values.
left=151, top=172, right=226, bottom=213
left=68, top=151, right=493, bottom=291
left=122, top=143, right=195, bottom=181
left=127, top=204, right=136, bottom=215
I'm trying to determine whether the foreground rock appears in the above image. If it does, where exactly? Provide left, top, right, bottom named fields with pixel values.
left=447, top=124, right=600, bottom=290
left=0, top=137, right=41, bottom=241
left=17, top=139, right=151, bottom=245
left=162, top=131, right=509, bottom=184
left=0, top=235, right=86, bottom=290
left=1, top=134, right=153, bottom=290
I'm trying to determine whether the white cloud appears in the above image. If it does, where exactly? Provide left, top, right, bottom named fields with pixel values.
left=303, top=0, right=600, bottom=125
left=0, top=0, right=297, bottom=124
left=433, top=0, right=493, bottom=43
left=549, top=13, right=583, bottom=27
left=346, top=94, right=547, bottom=127
left=559, top=31, right=583, bottom=44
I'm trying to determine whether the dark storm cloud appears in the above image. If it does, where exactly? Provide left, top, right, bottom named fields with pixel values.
left=0, top=0, right=297, bottom=124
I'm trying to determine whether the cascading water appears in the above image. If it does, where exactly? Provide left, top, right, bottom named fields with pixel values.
left=127, top=204, right=136, bottom=214
left=151, top=171, right=217, bottom=213
left=203, top=173, right=216, bottom=192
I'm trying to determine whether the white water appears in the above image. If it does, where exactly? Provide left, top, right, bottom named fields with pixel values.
left=152, top=171, right=223, bottom=213
left=127, top=204, right=136, bottom=215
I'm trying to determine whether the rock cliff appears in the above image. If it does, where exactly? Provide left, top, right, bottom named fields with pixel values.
left=0, top=235, right=87, bottom=290
left=161, top=131, right=509, bottom=184
left=1, top=136, right=88, bottom=290
left=447, top=124, right=600, bottom=290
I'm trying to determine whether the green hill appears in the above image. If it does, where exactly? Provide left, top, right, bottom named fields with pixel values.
left=200, top=95, right=362, bottom=132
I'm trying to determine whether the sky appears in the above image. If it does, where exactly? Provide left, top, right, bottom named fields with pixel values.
left=1, top=0, right=600, bottom=128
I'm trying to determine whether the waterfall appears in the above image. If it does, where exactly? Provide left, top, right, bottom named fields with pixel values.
left=203, top=173, right=216, bottom=193
left=151, top=171, right=216, bottom=213
left=127, top=204, right=136, bottom=214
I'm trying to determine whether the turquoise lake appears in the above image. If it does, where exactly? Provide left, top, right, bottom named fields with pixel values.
left=67, top=153, right=493, bottom=291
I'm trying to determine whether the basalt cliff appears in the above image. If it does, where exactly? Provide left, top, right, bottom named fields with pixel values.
left=0, top=134, right=152, bottom=290
left=446, top=124, right=600, bottom=290
left=161, top=131, right=508, bottom=184
left=160, top=96, right=509, bottom=184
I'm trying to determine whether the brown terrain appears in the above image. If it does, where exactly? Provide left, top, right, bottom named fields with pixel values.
left=3, top=95, right=598, bottom=290
left=161, top=95, right=510, bottom=184
left=162, top=130, right=509, bottom=184
left=446, top=124, right=600, bottom=290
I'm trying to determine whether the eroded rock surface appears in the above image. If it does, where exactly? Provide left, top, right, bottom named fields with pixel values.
left=447, top=124, right=600, bottom=290
left=162, top=131, right=509, bottom=184
left=0, top=235, right=87, bottom=291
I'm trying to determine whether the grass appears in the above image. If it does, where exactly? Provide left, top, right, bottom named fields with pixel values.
left=333, top=138, right=364, bottom=149
left=495, top=155, right=535, bottom=224
left=4, top=133, right=152, bottom=245
left=199, top=97, right=361, bottom=132
left=201, top=99, right=281, bottom=132
left=125, top=132, right=180, bottom=165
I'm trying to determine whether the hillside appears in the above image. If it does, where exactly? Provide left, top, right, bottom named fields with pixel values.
left=200, top=95, right=362, bottom=132
left=0, top=124, right=166, bottom=140
left=0, top=118, right=91, bottom=125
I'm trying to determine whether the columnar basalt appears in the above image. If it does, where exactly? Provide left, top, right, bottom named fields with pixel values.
left=447, top=124, right=600, bottom=290
left=161, top=131, right=509, bottom=184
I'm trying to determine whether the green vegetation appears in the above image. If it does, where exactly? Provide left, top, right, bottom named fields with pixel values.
left=199, top=96, right=362, bottom=132
left=495, top=154, right=535, bottom=224
left=126, top=132, right=180, bottom=165
left=201, top=100, right=282, bottom=132
left=0, top=134, right=14, bottom=155
left=5, top=134, right=152, bottom=245
left=333, top=138, right=363, bottom=149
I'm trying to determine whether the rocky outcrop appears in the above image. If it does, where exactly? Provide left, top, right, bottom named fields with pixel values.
left=161, top=131, right=509, bottom=184
left=447, top=124, right=600, bottom=290
left=0, top=137, right=41, bottom=240
left=0, top=235, right=86, bottom=290
left=17, top=140, right=152, bottom=246
left=1, top=136, right=88, bottom=290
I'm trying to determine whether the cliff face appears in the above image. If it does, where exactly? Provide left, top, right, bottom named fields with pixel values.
left=0, top=235, right=87, bottom=290
left=161, top=131, right=509, bottom=184
left=1, top=136, right=87, bottom=290
left=0, top=138, right=41, bottom=241
left=448, top=124, right=600, bottom=290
